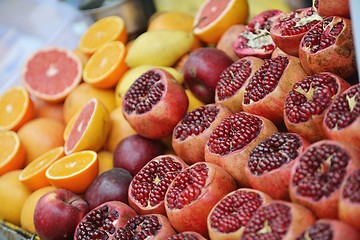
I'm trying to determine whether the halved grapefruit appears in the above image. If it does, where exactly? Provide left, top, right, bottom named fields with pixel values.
left=22, top=47, right=82, bottom=102
left=193, top=0, right=249, bottom=44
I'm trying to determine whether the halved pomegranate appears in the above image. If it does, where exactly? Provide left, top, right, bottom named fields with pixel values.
left=323, top=84, right=360, bottom=149
left=112, top=214, right=176, bottom=239
left=233, top=9, right=283, bottom=59
left=289, top=140, right=360, bottom=219
left=296, top=219, right=360, bottom=240
left=74, top=201, right=137, bottom=240
left=299, top=16, right=356, bottom=79
left=172, top=104, right=232, bottom=165
left=204, top=112, right=278, bottom=187
left=313, top=0, right=350, bottom=18
left=166, top=231, right=207, bottom=240
left=339, top=169, right=360, bottom=231
left=240, top=200, right=316, bottom=240
left=122, top=68, right=188, bottom=139
left=242, top=55, right=307, bottom=125
left=270, top=7, right=322, bottom=56
left=128, top=154, right=187, bottom=215
left=215, top=57, right=264, bottom=113
left=164, top=162, right=237, bottom=238
left=245, top=132, right=310, bottom=200
left=284, top=72, right=350, bottom=143
left=207, top=188, right=272, bottom=240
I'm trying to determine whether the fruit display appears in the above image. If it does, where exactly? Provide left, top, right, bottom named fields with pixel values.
left=0, top=0, right=359, bottom=239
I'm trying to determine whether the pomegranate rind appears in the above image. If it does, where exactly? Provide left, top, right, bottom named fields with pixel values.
left=207, top=188, right=272, bottom=240
left=172, top=104, right=233, bottom=165
left=122, top=68, right=189, bottom=139
left=165, top=162, right=237, bottom=238
left=22, top=47, right=82, bottom=103
left=315, top=0, right=350, bottom=18
left=289, top=140, right=360, bottom=219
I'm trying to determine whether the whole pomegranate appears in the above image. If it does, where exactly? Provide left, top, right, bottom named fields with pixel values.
left=122, top=68, right=188, bottom=139
left=299, top=16, right=356, bottom=79
left=313, top=0, right=350, bottom=18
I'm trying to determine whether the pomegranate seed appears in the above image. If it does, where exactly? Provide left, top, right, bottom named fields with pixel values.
left=342, top=169, right=360, bottom=203
left=296, top=222, right=333, bottom=240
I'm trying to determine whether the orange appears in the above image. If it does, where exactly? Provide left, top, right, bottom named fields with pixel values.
left=45, top=150, right=99, bottom=193
left=105, top=106, right=137, bottom=152
left=0, top=170, right=32, bottom=226
left=19, top=146, right=65, bottom=191
left=17, top=118, right=66, bottom=165
left=193, top=0, right=249, bottom=44
left=73, top=47, right=90, bottom=68
left=64, top=98, right=111, bottom=155
left=20, top=186, right=57, bottom=233
left=0, top=131, right=26, bottom=176
left=33, top=98, right=65, bottom=124
left=63, top=83, right=116, bottom=123
left=79, top=16, right=127, bottom=55
left=0, top=85, right=35, bottom=131
left=83, top=41, right=128, bottom=88
left=148, top=11, right=196, bottom=32
left=97, top=150, right=113, bottom=174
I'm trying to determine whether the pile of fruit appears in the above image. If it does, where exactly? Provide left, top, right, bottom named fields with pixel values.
left=0, top=0, right=359, bottom=239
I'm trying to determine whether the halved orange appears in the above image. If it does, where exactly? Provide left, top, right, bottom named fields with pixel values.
left=45, top=150, right=99, bottom=193
left=193, top=0, right=249, bottom=44
left=64, top=98, right=111, bottom=155
left=19, top=146, right=65, bottom=191
left=79, top=16, right=127, bottom=55
left=83, top=41, right=128, bottom=88
left=0, top=86, right=34, bottom=131
left=0, top=131, right=26, bottom=176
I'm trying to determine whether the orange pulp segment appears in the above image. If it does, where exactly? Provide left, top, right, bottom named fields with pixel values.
left=0, top=131, right=26, bottom=176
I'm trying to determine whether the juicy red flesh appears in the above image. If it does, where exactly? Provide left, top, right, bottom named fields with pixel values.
left=275, top=8, right=321, bottom=36
left=75, top=205, right=119, bottom=239
left=210, top=190, right=264, bottom=233
left=173, top=105, right=220, bottom=140
left=167, top=233, right=201, bottom=240
left=113, top=215, right=161, bottom=239
left=166, top=163, right=208, bottom=210
left=296, top=223, right=333, bottom=240
left=342, top=169, right=360, bottom=202
left=324, top=84, right=360, bottom=130
left=207, top=112, right=262, bottom=155
left=241, top=203, right=291, bottom=240
left=123, top=70, right=164, bottom=114
left=131, top=156, right=184, bottom=207
left=248, top=132, right=302, bottom=175
left=216, top=59, right=252, bottom=100
left=301, top=17, right=344, bottom=54
left=292, top=143, right=349, bottom=201
left=285, top=73, right=339, bottom=123
left=243, top=56, right=289, bottom=104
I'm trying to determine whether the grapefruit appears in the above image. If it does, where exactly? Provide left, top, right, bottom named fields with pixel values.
left=22, top=47, right=82, bottom=102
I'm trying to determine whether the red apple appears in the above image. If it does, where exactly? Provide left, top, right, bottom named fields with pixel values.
left=183, top=47, right=233, bottom=103
left=34, top=189, right=88, bottom=240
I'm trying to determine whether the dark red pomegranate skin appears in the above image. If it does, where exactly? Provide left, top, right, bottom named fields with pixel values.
left=289, top=140, right=360, bottom=219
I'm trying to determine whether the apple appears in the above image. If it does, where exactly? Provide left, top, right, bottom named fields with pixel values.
left=34, top=189, right=88, bottom=240
left=183, top=47, right=233, bottom=103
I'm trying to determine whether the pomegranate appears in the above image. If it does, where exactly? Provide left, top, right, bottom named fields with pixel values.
left=216, top=24, right=246, bottom=61
left=241, top=200, right=316, bottom=240
left=284, top=72, right=350, bottom=143
left=112, top=214, right=176, bottom=239
left=164, top=162, right=237, bottom=237
left=339, top=169, right=360, bottom=231
left=233, top=9, right=283, bottom=59
left=207, top=188, right=272, bottom=240
left=204, top=112, right=278, bottom=187
left=289, top=140, right=360, bottom=219
left=74, top=201, right=137, bottom=240
left=128, top=154, right=187, bottom=215
left=313, top=0, right=350, bottom=18
left=242, top=55, right=307, bottom=125
left=296, top=219, right=360, bottom=240
left=122, top=68, right=188, bottom=139
left=215, top=57, right=264, bottom=113
left=271, top=47, right=288, bottom=58
left=270, top=7, right=322, bottom=56
left=166, top=231, right=207, bottom=240
left=323, top=84, right=360, bottom=149
left=172, top=104, right=232, bottom=165
left=299, top=16, right=356, bottom=79
left=245, top=132, right=310, bottom=200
